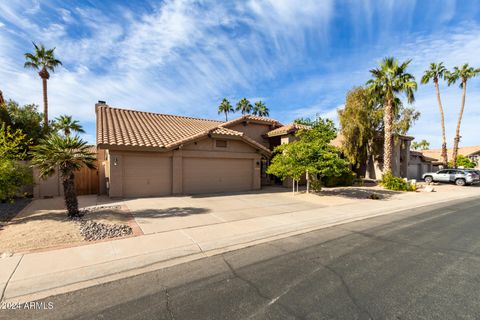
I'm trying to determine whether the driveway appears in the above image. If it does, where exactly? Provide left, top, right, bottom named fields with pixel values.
left=125, top=187, right=330, bottom=234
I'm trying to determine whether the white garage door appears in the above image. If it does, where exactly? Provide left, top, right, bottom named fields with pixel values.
left=183, top=158, right=253, bottom=194
left=123, top=155, right=172, bottom=197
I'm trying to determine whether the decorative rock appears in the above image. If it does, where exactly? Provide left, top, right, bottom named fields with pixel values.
left=0, top=252, right=13, bottom=259
left=424, top=185, right=435, bottom=192
left=75, top=219, right=133, bottom=241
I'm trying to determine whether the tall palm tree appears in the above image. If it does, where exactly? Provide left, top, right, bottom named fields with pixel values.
left=447, top=63, right=480, bottom=168
left=30, top=134, right=96, bottom=217
left=367, top=57, right=417, bottom=174
left=24, top=42, right=62, bottom=128
left=236, top=98, right=253, bottom=115
left=252, top=101, right=270, bottom=117
left=421, top=62, right=448, bottom=167
left=217, top=98, right=234, bottom=121
left=53, top=115, right=85, bottom=137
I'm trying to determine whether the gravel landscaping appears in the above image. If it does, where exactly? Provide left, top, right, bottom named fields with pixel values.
left=0, top=197, right=138, bottom=254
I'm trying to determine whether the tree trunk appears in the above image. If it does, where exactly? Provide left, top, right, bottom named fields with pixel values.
left=225, top=112, right=228, bottom=121
left=383, top=98, right=393, bottom=174
left=62, top=172, right=79, bottom=217
left=434, top=80, right=448, bottom=167
left=42, top=77, right=49, bottom=127
left=452, top=80, right=467, bottom=168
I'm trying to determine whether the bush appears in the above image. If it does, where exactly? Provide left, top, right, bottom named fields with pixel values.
left=380, top=172, right=415, bottom=191
left=321, top=171, right=356, bottom=187
left=0, top=159, right=33, bottom=201
left=309, top=178, right=323, bottom=192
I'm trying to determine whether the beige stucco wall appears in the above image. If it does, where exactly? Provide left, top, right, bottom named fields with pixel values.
left=103, top=136, right=263, bottom=197
left=229, top=123, right=272, bottom=148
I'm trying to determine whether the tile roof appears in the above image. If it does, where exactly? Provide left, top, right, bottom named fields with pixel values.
left=420, top=146, right=480, bottom=161
left=266, top=123, right=310, bottom=137
left=96, top=105, right=271, bottom=155
left=220, top=114, right=281, bottom=127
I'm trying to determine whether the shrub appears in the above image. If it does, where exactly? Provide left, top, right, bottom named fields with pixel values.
left=321, top=171, right=356, bottom=187
left=0, top=159, right=33, bottom=201
left=380, top=172, right=415, bottom=191
left=309, top=178, right=323, bottom=192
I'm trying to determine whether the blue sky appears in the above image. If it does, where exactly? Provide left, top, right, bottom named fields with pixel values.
left=1, top=0, right=480, bottom=148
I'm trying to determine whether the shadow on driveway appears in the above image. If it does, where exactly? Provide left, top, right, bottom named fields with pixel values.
left=132, top=207, right=211, bottom=219
left=318, top=187, right=400, bottom=200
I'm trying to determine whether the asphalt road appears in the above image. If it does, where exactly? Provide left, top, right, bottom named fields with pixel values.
left=4, top=196, right=480, bottom=320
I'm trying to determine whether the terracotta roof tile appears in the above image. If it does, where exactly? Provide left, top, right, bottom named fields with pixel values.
left=266, top=123, right=310, bottom=137
left=96, top=105, right=271, bottom=155
left=96, top=105, right=222, bottom=148
left=420, top=146, right=480, bottom=161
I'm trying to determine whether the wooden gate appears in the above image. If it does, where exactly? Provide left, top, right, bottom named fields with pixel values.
left=75, top=162, right=99, bottom=195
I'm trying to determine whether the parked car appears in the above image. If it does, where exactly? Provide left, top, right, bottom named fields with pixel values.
left=422, top=169, right=480, bottom=186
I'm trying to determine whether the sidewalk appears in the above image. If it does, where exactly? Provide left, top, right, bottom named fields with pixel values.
left=1, top=187, right=478, bottom=303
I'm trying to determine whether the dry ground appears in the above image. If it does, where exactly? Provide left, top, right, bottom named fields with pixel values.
left=0, top=197, right=137, bottom=254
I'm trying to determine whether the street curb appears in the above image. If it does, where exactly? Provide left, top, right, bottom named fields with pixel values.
left=2, top=193, right=478, bottom=304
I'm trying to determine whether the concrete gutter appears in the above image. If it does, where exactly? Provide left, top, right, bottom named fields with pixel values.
left=0, top=190, right=478, bottom=304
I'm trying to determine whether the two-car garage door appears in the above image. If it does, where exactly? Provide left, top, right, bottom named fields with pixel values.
left=183, top=158, right=253, bottom=194
left=122, top=155, right=254, bottom=196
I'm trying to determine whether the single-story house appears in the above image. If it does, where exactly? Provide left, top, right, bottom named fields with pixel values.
left=96, top=102, right=291, bottom=197
left=421, top=146, right=480, bottom=169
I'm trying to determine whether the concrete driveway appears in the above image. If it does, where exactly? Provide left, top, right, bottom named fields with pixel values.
left=125, top=187, right=328, bottom=235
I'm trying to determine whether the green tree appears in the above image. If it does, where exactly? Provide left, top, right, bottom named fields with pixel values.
left=24, top=42, right=62, bottom=127
left=53, top=115, right=85, bottom=137
left=1, top=100, right=44, bottom=148
left=367, top=57, right=417, bottom=174
left=338, top=87, right=419, bottom=175
left=217, top=98, right=234, bottom=121
left=448, top=155, right=476, bottom=169
left=252, top=101, right=269, bottom=117
left=30, top=134, right=96, bottom=217
left=0, top=89, right=5, bottom=106
left=0, top=124, right=33, bottom=201
left=235, top=98, right=253, bottom=115
left=411, top=139, right=430, bottom=150
left=267, top=117, right=350, bottom=191
left=446, top=64, right=480, bottom=168
left=421, top=62, right=449, bottom=167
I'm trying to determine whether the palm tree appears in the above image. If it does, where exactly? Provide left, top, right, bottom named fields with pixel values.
left=217, top=98, right=234, bottom=121
left=24, top=42, right=62, bottom=128
left=30, top=134, right=96, bottom=217
left=252, top=101, right=270, bottom=117
left=367, top=57, right=417, bottom=174
left=447, top=64, right=480, bottom=168
left=236, top=98, right=253, bottom=115
left=421, top=62, right=448, bottom=167
left=0, top=89, right=4, bottom=106
left=53, top=115, right=85, bottom=137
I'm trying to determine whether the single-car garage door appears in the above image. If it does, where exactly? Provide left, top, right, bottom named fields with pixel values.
left=123, top=155, right=172, bottom=197
left=183, top=158, right=253, bottom=194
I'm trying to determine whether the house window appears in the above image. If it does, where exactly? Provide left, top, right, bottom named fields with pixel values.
left=215, top=140, right=227, bottom=148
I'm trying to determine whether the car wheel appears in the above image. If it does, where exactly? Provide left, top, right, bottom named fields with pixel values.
left=455, top=178, right=466, bottom=186
left=424, top=176, right=433, bottom=184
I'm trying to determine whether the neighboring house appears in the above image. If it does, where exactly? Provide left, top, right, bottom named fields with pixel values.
left=332, top=134, right=434, bottom=180
left=421, top=146, right=480, bottom=169
left=96, top=102, right=285, bottom=197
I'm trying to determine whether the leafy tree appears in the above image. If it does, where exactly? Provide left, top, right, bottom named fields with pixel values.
left=30, top=134, right=96, bottom=217
left=367, top=57, right=417, bottom=174
left=449, top=155, right=476, bottom=169
left=421, top=62, right=449, bottom=167
left=24, top=42, right=62, bottom=127
left=411, top=139, right=430, bottom=151
left=252, top=101, right=269, bottom=117
left=1, top=100, right=44, bottom=148
left=0, top=124, right=33, bottom=201
left=217, top=98, right=234, bottom=121
left=53, top=115, right=85, bottom=137
left=267, top=117, right=350, bottom=190
left=338, top=87, right=419, bottom=174
left=446, top=64, right=480, bottom=168
left=236, top=98, right=253, bottom=115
